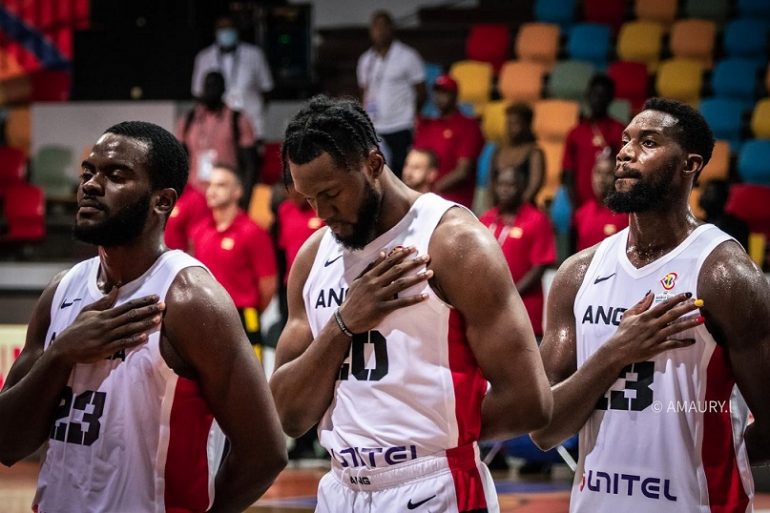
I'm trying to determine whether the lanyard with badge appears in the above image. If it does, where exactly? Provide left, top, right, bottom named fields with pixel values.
left=217, top=47, right=245, bottom=111
left=487, top=215, right=520, bottom=246
left=364, top=49, right=390, bottom=122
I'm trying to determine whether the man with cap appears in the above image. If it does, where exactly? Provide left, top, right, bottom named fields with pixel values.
left=413, top=74, right=484, bottom=208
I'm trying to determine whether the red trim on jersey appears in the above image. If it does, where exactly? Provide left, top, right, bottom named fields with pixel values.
left=447, top=310, right=488, bottom=510
left=164, top=377, right=215, bottom=513
left=702, top=345, right=750, bottom=513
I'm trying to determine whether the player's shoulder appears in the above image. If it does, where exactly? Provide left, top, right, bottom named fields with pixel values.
left=431, top=206, right=499, bottom=260
left=698, top=238, right=763, bottom=297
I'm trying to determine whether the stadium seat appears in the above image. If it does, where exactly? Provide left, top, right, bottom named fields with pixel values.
left=0, top=146, right=26, bottom=195
left=634, top=0, right=677, bottom=29
left=533, top=99, right=580, bottom=142
left=582, top=0, right=625, bottom=35
left=476, top=141, right=497, bottom=188
left=421, top=62, right=444, bottom=118
left=699, top=140, right=731, bottom=183
left=700, top=98, right=748, bottom=153
left=515, top=22, right=560, bottom=71
left=497, top=60, right=545, bottom=104
left=670, top=19, right=717, bottom=70
left=617, top=21, right=664, bottom=72
left=480, top=101, right=509, bottom=146
left=608, top=60, right=649, bottom=113
left=465, top=24, right=511, bottom=74
left=750, top=98, right=770, bottom=139
left=711, top=58, right=763, bottom=106
left=737, top=140, right=770, bottom=185
left=723, top=19, right=770, bottom=59
left=608, top=99, right=632, bottom=123
left=534, top=0, right=576, bottom=30
left=32, top=145, right=76, bottom=201
left=450, top=60, right=493, bottom=115
left=248, top=183, right=274, bottom=230
left=5, top=107, right=30, bottom=155
left=567, top=23, right=611, bottom=69
left=655, top=59, right=704, bottom=106
left=535, top=140, right=566, bottom=206
left=737, top=0, right=770, bottom=19
left=546, top=60, right=596, bottom=101
left=725, top=184, right=770, bottom=244
left=684, top=0, right=729, bottom=26
left=2, top=182, right=45, bottom=242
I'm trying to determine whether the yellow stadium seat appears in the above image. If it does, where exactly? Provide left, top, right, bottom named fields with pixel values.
left=248, top=183, right=274, bottom=230
left=670, top=19, right=717, bottom=69
left=498, top=60, right=545, bottom=104
left=5, top=106, right=31, bottom=156
left=535, top=140, right=565, bottom=207
left=532, top=99, right=580, bottom=143
left=515, top=22, right=561, bottom=71
left=700, top=140, right=730, bottom=183
left=617, top=20, right=664, bottom=72
left=634, top=0, right=678, bottom=28
left=655, top=58, right=704, bottom=106
left=750, top=98, right=770, bottom=139
left=449, top=60, right=493, bottom=115
left=481, top=100, right=510, bottom=146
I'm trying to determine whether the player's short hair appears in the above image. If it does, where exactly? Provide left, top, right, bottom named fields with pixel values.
left=281, top=95, right=382, bottom=184
left=642, top=97, right=715, bottom=167
left=104, top=121, right=188, bottom=196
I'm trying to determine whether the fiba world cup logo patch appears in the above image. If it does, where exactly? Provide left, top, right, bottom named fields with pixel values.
left=660, top=272, right=678, bottom=290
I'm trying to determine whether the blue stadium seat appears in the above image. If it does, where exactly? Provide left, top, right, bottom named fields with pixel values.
left=723, top=19, right=770, bottom=59
left=710, top=58, right=764, bottom=106
left=567, top=23, right=611, bottom=69
left=700, top=98, right=748, bottom=153
left=738, top=140, right=770, bottom=185
left=534, top=0, right=577, bottom=30
left=476, top=141, right=497, bottom=188
left=737, top=0, right=770, bottom=19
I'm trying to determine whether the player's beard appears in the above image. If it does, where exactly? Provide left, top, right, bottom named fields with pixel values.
left=74, top=193, right=152, bottom=247
left=606, top=157, right=678, bottom=213
left=335, top=181, right=382, bottom=250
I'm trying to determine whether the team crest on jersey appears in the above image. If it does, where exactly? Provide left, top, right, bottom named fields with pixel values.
left=660, top=272, right=678, bottom=290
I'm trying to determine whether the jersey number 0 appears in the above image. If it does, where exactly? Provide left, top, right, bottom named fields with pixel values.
left=338, top=331, right=389, bottom=381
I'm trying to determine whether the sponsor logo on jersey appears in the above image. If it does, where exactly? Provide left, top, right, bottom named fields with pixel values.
left=581, top=305, right=627, bottom=326
left=314, top=287, right=348, bottom=309
left=660, top=272, right=678, bottom=290
left=580, top=468, right=677, bottom=502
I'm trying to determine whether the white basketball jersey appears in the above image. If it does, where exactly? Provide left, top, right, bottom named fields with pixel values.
left=303, top=193, right=488, bottom=469
left=34, top=250, right=225, bottom=513
left=571, top=224, right=753, bottom=513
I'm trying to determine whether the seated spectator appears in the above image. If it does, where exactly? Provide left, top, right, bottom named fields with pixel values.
left=493, top=103, right=544, bottom=204
left=166, top=71, right=257, bottom=250
left=699, top=180, right=750, bottom=250
left=402, top=147, right=438, bottom=193
left=413, top=74, right=484, bottom=208
left=191, top=164, right=276, bottom=358
left=479, top=166, right=555, bottom=338
left=573, top=151, right=629, bottom=251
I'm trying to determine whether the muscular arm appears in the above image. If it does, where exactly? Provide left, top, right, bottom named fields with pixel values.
left=698, top=241, right=770, bottom=465
left=430, top=209, right=552, bottom=440
left=532, top=250, right=704, bottom=450
left=434, top=158, right=474, bottom=193
left=163, top=268, right=287, bottom=512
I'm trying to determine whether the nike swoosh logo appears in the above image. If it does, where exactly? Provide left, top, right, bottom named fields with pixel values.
left=324, top=254, right=343, bottom=267
left=593, top=273, right=616, bottom=284
left=60, top=298, right=82, bottom=309
left=407, top=495, right=436, bottom=509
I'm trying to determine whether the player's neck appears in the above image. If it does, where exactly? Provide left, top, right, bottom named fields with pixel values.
left=374, top=170, right=420, bottom=238
left=626, top=203, right=700, bottom=267
left=212, top=203, right=239, bottom=231
left=96, top=237, right=166, bottom=292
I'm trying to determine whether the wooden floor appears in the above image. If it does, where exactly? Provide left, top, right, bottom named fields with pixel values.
left=3, top=460, right=769, bottom=513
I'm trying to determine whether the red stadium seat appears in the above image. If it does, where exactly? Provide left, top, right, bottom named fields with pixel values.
left=582, top=0, right=625, bottom=36
left=725, top=184, right=770, bottom=237
left=608, top=60, right=649, bottom=114
left=2, top=182, right=45, bottom=242
left=465, top=24, right=511, bottom=74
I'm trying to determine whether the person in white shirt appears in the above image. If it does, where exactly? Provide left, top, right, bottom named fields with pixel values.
left=192, top=14, right=274, bottom=142
left=357, top=11, right=426, bottom=178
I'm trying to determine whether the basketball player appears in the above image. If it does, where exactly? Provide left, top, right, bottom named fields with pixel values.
left=269, top=96, right=552, bottom=513
left=0, top=122, right=286, bottom=512
left=531, top=98, right=770, bottom=512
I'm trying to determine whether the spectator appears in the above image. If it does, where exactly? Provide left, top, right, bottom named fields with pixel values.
left=402, top=147, right=438, bottom=193
left=167, top=71, right=257, bottom=251
left=357, top=10, right=426, bottom=177
left=191, top=164, right=277, bottom=358
left=699, top=180, right=750, bottom=250
left=192, top=14, right=273, bottom=143
left=493, top=103, right=545, bottom=204
left=572, top=150, right=629, bottom=251
left=479, top=166, right=556, bottom=338
left=562, top=74, right=625, bottom=209
left=413, top=74, right=484, bottom=208
left=277, top=183, right=324, bottom=282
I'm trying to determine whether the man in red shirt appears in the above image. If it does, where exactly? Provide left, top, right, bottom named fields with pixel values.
left=413, top=74, right=484, bottom=208
left=561, top=74, right=625, bottom=209
left=277, top=184, right=324, bottom=280
left=479, top=166, right=556, bottom=337
left=572, top=151, right=629, bottom=251
left=192, top=164, right=277, bottom=356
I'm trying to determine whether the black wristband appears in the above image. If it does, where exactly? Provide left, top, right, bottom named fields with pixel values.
left=334, top=308, right=355, bottom=338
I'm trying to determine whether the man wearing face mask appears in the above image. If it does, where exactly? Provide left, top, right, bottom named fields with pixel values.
left=166, top=71, right=256, bottom=251
left=191, top=14, right=273, bottom=145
